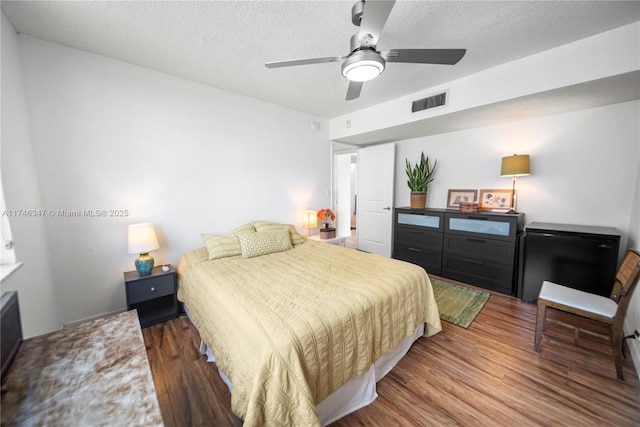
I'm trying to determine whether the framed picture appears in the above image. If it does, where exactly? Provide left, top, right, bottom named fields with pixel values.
left=447, top=189, right=478, bottom=208
left=479, top=189, right=513, bottom=210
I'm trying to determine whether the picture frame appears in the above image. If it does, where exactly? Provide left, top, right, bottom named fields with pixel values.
left=479, top=189, right=514, bottom=211
left=447, top=189, right=478, bottom=208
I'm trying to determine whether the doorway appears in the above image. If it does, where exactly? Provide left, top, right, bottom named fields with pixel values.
left=333, top=143, right=358, bottom=249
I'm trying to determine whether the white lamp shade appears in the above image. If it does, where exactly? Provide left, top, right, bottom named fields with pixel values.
left=343, top=60, right=384, bottom=82
left=128, top=223, right=159, bottom=254
left=302, top=211, right=318, bottom=229
left=341, top=50, right=386, bottom=82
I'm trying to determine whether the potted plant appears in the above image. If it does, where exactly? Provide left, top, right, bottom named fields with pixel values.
left=405, top=152, right=437, bottom=209
left=317, top=208, right=336, bottom=239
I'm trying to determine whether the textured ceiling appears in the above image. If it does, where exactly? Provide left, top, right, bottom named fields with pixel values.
left=2, top=1, right=639, bottom=118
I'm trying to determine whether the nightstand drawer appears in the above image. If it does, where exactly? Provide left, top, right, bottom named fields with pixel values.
left=126, top=274, right=175, bottom=305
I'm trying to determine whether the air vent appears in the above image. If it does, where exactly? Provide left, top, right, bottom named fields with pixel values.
left=411, top=91, right=447, bottom=113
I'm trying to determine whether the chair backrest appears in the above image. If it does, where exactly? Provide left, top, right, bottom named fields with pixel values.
left=611, top=249, right=640, bottom=323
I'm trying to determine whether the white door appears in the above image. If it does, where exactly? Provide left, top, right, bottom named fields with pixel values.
left=357, top=143, right=395, bottom=256
left=334, top=153, right=352, bottom=238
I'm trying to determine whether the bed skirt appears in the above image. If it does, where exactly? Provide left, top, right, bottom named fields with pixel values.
left=187, top=305, right=423, bottom=426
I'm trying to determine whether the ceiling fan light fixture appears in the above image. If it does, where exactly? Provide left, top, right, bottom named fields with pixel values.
left=342, top=51, right=385, bottom=82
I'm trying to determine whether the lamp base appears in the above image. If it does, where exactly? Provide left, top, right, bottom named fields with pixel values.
left=135, top=252, right=155, bottom=276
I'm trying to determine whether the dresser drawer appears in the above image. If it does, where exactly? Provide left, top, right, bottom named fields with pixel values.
left=395, top=226, right=443, bottom=249
left=442, top=253, right=514, bottom=294
left=394, top=243, right=442, bottom=275
left=445, top=211, right=523, bottom=242
left=396, top=210, right=444, bottom=232
left=443, top=235, right=515, bottom=265
left=126, top=274, right=175, bottom=306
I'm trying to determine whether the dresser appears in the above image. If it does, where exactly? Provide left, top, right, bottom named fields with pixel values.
left=394, top=207, right=525, bottom=294
left=518, top=222, right=620, bottom=302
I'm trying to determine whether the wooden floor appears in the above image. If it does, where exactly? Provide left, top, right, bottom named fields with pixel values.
left=143, top=280, right=640, bottom=427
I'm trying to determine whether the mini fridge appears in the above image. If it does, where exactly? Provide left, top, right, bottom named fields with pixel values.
left=517, top=222, right=620, bottom=303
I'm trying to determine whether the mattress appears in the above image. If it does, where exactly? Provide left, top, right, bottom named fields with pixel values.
left=177, top=239, right=441, bottom=426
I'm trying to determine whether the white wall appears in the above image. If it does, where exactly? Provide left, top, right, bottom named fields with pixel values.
left=16, top=35, right=331, bottom=328
left=1, top=14, right=59, bottom=337
left=395, top=101, right=640, bottom=250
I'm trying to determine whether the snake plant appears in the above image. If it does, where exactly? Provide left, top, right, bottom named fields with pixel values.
left=405, top=152, right=437, bottom=192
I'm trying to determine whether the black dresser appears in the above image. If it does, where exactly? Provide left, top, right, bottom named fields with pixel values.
left=393, top=207, right=525, bottom=294
left=518, top=222, right=620, bottom=302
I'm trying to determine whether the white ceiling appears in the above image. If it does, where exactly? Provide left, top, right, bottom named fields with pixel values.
left=2, top=1, right=639, bottom=119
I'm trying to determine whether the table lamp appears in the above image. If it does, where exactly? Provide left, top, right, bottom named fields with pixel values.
left=128, top=222, right=159, bottom=276
left=302, top=210, right=318, bottom=237
left=500, top=154, right=530, bottom=213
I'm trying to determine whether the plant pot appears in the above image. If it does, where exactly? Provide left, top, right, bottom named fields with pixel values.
left=410, top=192, right=427, bottom=209
left=320, top=227, right=336, bottom=239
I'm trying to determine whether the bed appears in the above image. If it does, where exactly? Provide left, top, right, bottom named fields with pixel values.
left=177, top=222, right=441, bottom=426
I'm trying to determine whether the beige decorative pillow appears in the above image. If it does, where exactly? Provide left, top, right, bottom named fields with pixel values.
left=202, top=223, right=256, bottom=260
left=252, top=221, right=306, bottom=245
left=229, top=223, right=256, bottom=236
left=238, top=229, right=293, bottom=258
left=202, top=234, right=242, bottom=260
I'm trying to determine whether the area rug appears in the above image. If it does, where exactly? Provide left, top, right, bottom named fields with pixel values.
left=431, top=278, right=490, bottom=328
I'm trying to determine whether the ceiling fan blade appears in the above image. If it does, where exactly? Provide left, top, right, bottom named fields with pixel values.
left=265, top=56, right=346, bottom=68
left=358, top=0, right=396, bottom=48
left=384, top=49, right=467, bottom=65
left=346, top=81, right=363, bottom=101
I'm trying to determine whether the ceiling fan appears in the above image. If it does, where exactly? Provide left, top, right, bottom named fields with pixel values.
left=265, top=0, right=466, bottom=101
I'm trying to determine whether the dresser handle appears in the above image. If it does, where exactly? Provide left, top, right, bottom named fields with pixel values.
left=150, top=287, right=156, bottom=292
left=410, top=231, right=425, bottom=235
left=463, top=258, right=484, bottom=265
left=408, top=247, right=423, bottom=253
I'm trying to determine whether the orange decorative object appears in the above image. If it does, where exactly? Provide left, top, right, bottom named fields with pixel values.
left=317, top=209, right=336, bottom=222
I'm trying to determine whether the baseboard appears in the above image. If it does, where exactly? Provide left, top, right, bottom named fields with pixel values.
left=62, top=308, right=126, bottom=329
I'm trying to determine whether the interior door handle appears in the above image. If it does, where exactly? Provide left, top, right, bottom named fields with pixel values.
left=383, top=206, right=391, bottom=210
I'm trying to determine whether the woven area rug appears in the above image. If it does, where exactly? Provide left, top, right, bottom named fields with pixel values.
left=431, top=278, right=490, bottom=328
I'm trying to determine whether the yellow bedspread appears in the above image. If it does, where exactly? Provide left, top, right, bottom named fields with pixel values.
left=177, top=240, right=441, bottom=426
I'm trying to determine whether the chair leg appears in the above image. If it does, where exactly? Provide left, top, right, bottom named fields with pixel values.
left=534, top=301, right=547, bottom=352
left=611, top=327, right=624, bottom=381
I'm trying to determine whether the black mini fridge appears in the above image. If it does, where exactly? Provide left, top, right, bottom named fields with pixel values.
left=517, top=222, right=620, bottom=303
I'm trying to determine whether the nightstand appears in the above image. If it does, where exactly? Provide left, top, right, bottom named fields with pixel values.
left=124, top=265, right=177, bottom=328
left=308, top=233, right=349, bottom=246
